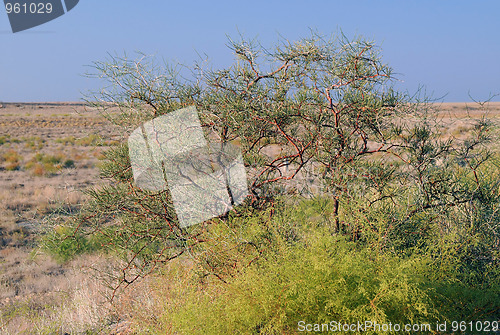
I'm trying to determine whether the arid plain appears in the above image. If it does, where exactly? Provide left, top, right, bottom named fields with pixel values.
left=0, top=103, right=130, bottom=333
left=0, top=102, right=499, bottom=333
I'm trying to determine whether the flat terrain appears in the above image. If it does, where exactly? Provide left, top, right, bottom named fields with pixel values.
left=0, top=103, right=126, bottom=333
left=0, top=101, right=499, bottom=333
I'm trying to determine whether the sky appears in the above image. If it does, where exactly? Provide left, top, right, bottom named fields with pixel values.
left=1, top=0, right=499, bottom=102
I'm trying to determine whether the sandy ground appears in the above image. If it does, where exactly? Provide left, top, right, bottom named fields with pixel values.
left=0, top=103, right=127, bottom=333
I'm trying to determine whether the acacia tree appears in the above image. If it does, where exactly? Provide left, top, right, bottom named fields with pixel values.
left=196, top=33, right=402, bottom=233
left=64, top=32, right=498, bottom=294
left=89, top=33, right=402, bottom=225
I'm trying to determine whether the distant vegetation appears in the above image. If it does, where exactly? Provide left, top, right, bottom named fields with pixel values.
left=55, top=134, right=111, bottom=146
left=43, top=32, right=499, bottom=334
left=25, top=152, right=75, bottom=176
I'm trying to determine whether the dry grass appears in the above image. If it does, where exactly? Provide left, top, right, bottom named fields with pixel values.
left=0, top=103, right=125, bottom=333
left=1, top=150, right=22, bottom=171
left=0, top=254, right=119, bottom=334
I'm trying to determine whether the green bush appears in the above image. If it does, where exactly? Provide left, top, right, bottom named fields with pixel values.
left=156, top=202, right=499, bottom=334
left=40, top=226, right=106, bottom=263
left=166, top=233, right=434, bottom=334
left=24, top=152, right=75, bottom=176
left=63, top=159, right=75, bottom=168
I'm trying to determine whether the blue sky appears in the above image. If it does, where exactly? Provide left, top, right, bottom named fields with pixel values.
left=1, top=0, right=499, bottom=102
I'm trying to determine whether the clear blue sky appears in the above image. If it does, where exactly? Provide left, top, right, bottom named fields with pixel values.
left=1, top=0, right=499, bottom=102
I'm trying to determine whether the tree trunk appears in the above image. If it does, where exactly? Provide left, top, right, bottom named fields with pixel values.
left=333, top=196, right=340, bottom=233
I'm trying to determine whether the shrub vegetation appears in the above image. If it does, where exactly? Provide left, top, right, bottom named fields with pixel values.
left=25, top=152, right=75, bottom=176
left=44, top=31, right=499, bottom=334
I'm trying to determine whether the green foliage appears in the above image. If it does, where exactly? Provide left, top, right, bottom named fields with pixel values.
left=166, top=232, right=435, bottom=334
left=97, top=143, right=132, bottom=182
left=40, top=226, right=107, bottom=263
left=24, top=152, right=74, bottom=176
left=153, top=199, right=499, bottom=334
left=426, top=236, right=500, bottom=322
left=62, top=159, right=75, bottom=168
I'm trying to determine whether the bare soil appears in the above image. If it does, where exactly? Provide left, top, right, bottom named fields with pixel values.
left=0, top=103, right=126, bottom=333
